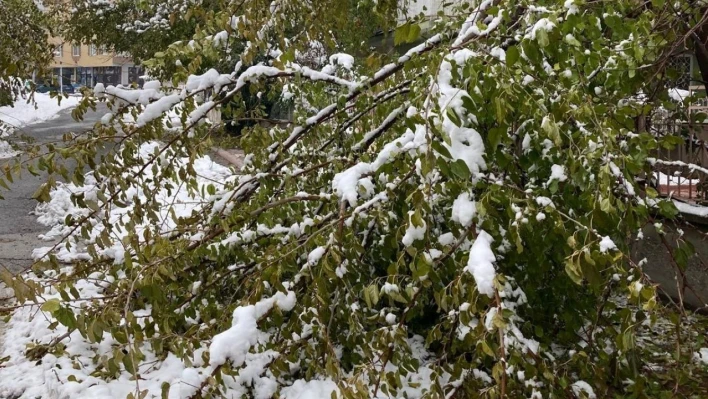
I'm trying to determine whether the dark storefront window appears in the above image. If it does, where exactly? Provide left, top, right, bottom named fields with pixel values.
left=93, top=66, right=122, bottom=86
left=50, top=68, right=74, bottom=85
left=128, top=66, right=145, bottom=87
left=76, top=67, right=93, bottom=86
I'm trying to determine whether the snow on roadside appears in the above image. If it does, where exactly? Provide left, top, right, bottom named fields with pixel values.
left=0, top=271, right=211, bottom=399
left=0, top=142, right=237, bottom=398
left=0, top=140, right=20, bottom=159
left=32, top=142, right=235, bottom=262
left=0, top=93, right=80, bottom=128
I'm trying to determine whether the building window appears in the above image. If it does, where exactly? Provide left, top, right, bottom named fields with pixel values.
left=53, top=44, right=62, bottom=58
left=89, top=44, right=97, bottom=56
left=72, top=44, right=81, bottom=57
left=99, top=45, right=108, bottom=55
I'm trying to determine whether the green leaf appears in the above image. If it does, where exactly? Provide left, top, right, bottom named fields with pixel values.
left=506, top=45, right=520, bottom=67
left=447, top=108, right=462, bottom=127
left=32, top=183, right=51, bottom=203
left=536, top=29, right=549, bottom=47
left=407, top=24, right=421, bottom=43
left=494, top=97, right=505, bottom=124
left=394, top=24, right=410, bottom=46
left=450, top=160, right=471, bottom=180
left=487, top=126, right=505, bottom=149
left=565, top=257, right=583, bottom=285
left=41, top=298, right=61, bottom=313
left=123, top=354, right=136, bottom=374
left=431, top=140, right=452, bottom=159
left=658, top=200, right=678, bottom=218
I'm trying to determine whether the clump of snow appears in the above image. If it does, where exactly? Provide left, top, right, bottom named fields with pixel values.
left=464, top=230, right=497, bottom=297
left=402, top=211, right=426, bottom=247
left=536, top=196, right=555, bottom=208
left=382, top=282, right=399, bottom=294
left=452, top=192, right=476, bottom=227
left=443, top=120, right=487, bottom=175
left=307, top=246, right=327, bottom=265
left=549, top=164, right=567, bottom=182
left=279, top=379, right=339, bottom=399
left=328, top=53, right=354, bottom=70
left=599, top=236, right=617, bottom=253
left=210, top=290, right=296, bottom=367
left=668, top=88, right=690, bottom=102
left=695, top=348, right=708, bottom=365
left=385, top=313, right=397, bottom=324
left=572, top=380, right=597, bottom=398
left=438, top=232, right=455, bottom=246
left=332, top=163, right=371, bottom=206
left=564, top=0, right=579, bottom=15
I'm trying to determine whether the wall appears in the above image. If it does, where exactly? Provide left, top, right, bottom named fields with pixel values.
left=632, top=222, right=708, bottom=312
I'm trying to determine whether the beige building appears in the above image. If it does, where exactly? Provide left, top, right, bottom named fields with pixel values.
left=48, top=38, right=142, bottom=87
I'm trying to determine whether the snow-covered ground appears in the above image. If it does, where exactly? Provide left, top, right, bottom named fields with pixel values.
left=0, top=140, right=20, bottom=159
left=0, top=93, right=81, bottom=159
left=0, top=93, right=80, bottom=128
left=0, top=142, right=240, bottom=398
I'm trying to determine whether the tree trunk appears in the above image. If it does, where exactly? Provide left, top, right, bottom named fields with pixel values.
left=693, top=22, right=708, bottom=85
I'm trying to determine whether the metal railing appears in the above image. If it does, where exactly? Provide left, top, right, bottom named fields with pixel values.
left=648, top=86, right=708, bottom=202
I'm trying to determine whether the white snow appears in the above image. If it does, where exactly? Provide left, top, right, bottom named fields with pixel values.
left=307, top=246, right=327, bottom=265
left=673, top=200, right=708, bottom=217
left=210, top=290, right=296, bottom=367
left=464, top=230, right=497, bottom=297
left=535, top=196, right=555, bottom=208
left=549, top=164, right=568, bottom=182
left=452, top=192, right=476, bottom=227
left=654, top=171, right=699, bottom=186
left=438, top=232, right=455, bottom=246
left=599, top=236, right=617, bottom=253
left=443, top=120, right=487, bottom=175
left=695, top=348, right=708, bottom=365
left=571, top=380, right=597, bottom=398
left=402, top=211, right=426, bottom=247
left=328, top=53, right=354, bottom=70
left=279, top=379, right=339, bottom=399
left=0, top=93, right=80, bottom=128
left=332, top=163, right=371, bottom=206
left=32, top=142, right=235, bottom=263
left=0, top=140, right=19, bottom=159
left=668, top=88, right=690, bottom=102
left=564, top=0, right=580, bottom=15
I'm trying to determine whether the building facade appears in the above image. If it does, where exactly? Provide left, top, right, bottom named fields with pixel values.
left=47, top=38, right=143, bottom=87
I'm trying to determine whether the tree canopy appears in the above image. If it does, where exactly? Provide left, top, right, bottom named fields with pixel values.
left=0, top=0, right=52, bottom=105
left=2, top=0, right=708, bottom=398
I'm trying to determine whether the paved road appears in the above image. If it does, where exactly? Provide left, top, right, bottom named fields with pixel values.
left=0, top=104, right=108, bottom=274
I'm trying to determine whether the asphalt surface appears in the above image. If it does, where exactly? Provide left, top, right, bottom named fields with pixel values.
left=0, top=103, right=108, bottom=274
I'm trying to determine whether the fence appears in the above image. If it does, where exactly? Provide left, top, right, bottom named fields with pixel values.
left=649, top=86, right=708, bottom=203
